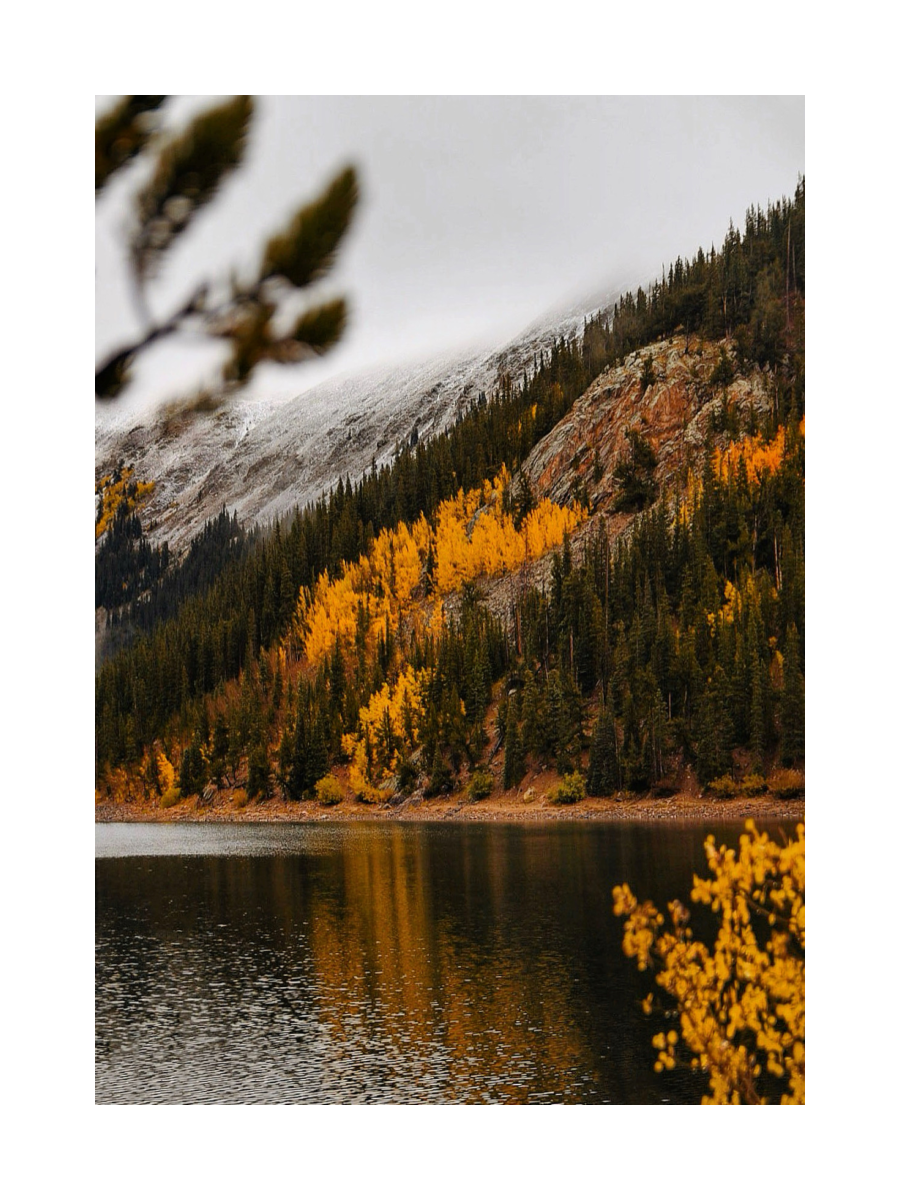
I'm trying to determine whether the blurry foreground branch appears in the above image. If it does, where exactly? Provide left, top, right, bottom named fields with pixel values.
left=95, top=95, right=358, bottom=418
left=613, top=819, right=805, bottom=1104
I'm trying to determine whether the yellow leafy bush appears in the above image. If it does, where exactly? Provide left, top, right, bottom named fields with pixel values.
left=467, top=770, right=494, bottom=801
left=768, top=769, right=804, bottom=799
left=613, top=820, right=804, bottom=1104
left=314, top=774, right=343, bottom=806
left=550, top=771, right=586, bottom=805
left=738, top=773, right=767, bottom=797
left=707, top=775, right=737, bottom=799
left=160, top=787, right=182, bottom=809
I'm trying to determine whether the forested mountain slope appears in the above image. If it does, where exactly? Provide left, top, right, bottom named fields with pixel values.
left=96, top=181, right=804, bottom=814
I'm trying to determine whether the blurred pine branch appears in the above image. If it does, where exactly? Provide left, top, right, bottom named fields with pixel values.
left=95, top=95, right=359, bottom=419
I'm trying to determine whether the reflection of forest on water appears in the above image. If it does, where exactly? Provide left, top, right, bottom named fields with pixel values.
left=96, top=822, right=762, bottom=1103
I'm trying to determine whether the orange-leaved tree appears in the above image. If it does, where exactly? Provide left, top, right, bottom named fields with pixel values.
left=613, top=819, right=804, bottom=1104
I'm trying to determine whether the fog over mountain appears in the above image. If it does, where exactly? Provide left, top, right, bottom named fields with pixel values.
left=96, top=283, right=622, bottom=551
left=96, top=96, right=804, bottom=425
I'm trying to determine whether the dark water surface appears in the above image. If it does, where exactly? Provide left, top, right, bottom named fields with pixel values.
left=95, top=819, right=793, bottom=1104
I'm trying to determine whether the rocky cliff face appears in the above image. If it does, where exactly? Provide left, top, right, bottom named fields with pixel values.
left=525, top=335, right=768, bottom=523
left=458, top=335, right=772, bottom=624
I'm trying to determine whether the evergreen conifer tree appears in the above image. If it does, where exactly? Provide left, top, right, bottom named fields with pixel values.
left=695, top=666, right=736, bottom=784
left=178, top=731, right=206, bottom=796
left=503, top=695, right=525, bottom=789
left=780, top=623, right=805, bottom=765
left=247, top=740, right=271, bottom=799
left=586, top=706, right=619, bottom=796
left=750, top=654, right=768, bottom=773
left=520, top=671, right=543, bottom=762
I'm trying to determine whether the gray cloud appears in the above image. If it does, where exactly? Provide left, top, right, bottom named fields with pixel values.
left=96, top=95, right=804, bottom=421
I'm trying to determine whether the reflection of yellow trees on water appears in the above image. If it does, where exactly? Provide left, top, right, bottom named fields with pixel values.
left=614, top=820, right=804, bottom=1104
left=300, top=828, right=596, bottom=1101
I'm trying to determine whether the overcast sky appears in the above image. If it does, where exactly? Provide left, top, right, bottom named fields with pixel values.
left=95, top=95, right=804, bottom=420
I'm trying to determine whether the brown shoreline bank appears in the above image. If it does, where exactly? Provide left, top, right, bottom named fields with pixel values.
left=96, top=790, right=804, bottom=826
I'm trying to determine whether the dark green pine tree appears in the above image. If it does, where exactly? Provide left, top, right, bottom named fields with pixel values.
left=283, top=703, right=309, bottom=800
left=247, top=739, right=271, bottom=799
left=495, top=689, right=509, bottom=746
left=328, top=641, right=346, bottom=719
left=178, top=731, right=206, bottom=796
left=750, top=653, right=768, bottom=774
left=647, top=686, right=669, bottom=784
left=306, top=710, right=330, bottom=790
left=442, top=686, right=469, bottom=773
left=520, top=671, right=543, bottom=762
left=586, top=706, right=619, bottom=796
left=730, top=630, right=752, bottom=745
left=780, top=623, right=805, bottom=766
left=618, top=688, right=648, bottom=791
left=197, top=703, right=211, bottom=751
left=512, top=471, right=535, bottom=527
left=620, top=732, right=650, bottom=792
left=503, top=695, right=525, bottom=790
left=426, top=744, right=453, bottom=797
left=695, top=666, right=736, bottom=785
left=548, top=666, right=582, bottom=775
left=463, top=629, right=490, bottom=760
left=209, top=712, right=230, bottom=785
left=277, top=721, right=294, bottom=794
left=141, top=745, right=161, bottom=798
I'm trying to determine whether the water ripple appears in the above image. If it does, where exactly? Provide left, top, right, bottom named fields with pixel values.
left=95, top=821, right=757, bottom=1103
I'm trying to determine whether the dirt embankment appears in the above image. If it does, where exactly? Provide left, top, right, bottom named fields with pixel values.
left=96, top=779, right=804, bottom=826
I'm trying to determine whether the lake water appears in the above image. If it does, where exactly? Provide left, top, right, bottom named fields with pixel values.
left=96, top=818, right=795, bottom=1104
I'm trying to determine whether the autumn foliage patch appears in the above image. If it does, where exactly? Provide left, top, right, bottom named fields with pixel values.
left=614, top=820, right=804, bottom=1104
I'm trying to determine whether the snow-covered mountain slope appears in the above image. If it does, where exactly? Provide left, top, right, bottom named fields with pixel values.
left=95, top=289, right=619, bottom=552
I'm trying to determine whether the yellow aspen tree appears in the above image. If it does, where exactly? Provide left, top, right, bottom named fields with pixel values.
left=613, top=820, right=804, bottom=1104
left=157, top=750, right=175, bottom=792
left=343, top=666, right=426, bottom=798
